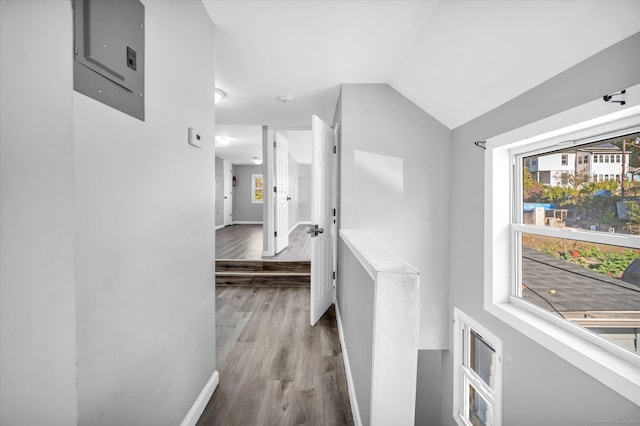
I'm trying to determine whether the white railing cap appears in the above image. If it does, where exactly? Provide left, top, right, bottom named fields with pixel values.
left=340, top=229, right=419, bottom=281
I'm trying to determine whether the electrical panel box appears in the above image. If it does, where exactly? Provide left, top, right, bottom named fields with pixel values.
left=73, top=0, right=145, bottom=121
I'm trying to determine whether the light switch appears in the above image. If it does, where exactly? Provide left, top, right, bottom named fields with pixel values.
left=188, top=127, right=203, bottom=148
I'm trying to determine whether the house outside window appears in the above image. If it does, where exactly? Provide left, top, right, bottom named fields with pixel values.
left=453, top=308, right=502, bottom=426
left=251, top=174, right=264, bottom=203
left=561, top=154, right=568, bottom=165
left=484, top=90, right=640, bottom=406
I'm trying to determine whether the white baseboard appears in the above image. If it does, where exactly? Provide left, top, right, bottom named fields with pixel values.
left=215, top=224, right=225, bottom=230
left=262, top=250, right=274, bottom=257
left=335, top=304, right=363, bottom=426
left=288, top=221, right=311, bottom=235
left=232, top=221, right=263, bottom=225
left=180, top=370, right=219, bottom=426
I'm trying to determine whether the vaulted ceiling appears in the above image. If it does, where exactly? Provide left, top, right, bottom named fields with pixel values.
left=204, top=0, right=640, bottom=158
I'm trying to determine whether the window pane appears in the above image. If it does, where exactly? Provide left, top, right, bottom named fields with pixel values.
left=469, top=383, right=492, bottom=426
left=254, top=189, right=263, bottom=201
left=255, top=176, right=263, bottom=189
left=521, top=132, right=640, bottom=236
left=520, top=233, right=640, bottom=354
left=470, top=330, right=496, bottom=389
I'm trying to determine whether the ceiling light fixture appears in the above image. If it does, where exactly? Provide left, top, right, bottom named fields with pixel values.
left=278, top=94, right=294, bottom=103
left=215, top=88, right=226, bottom=104
left=215, top=136, right=231, bottom=146
left=252, top=157, right=262, bottom=165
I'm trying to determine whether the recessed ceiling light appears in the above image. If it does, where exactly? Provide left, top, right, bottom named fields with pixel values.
left=215, top=136, right=231, bottom=146
left=278, top=94, right=294, bottom=103
left=252, top=157, right=262, bottom=165
left=215, top=88, right=226, bottom=104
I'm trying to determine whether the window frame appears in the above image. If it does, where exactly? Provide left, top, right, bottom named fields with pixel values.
left=251, top=173, right=264, bottom=204
left=453, top=307, right=503, bottom=426
left=484, top=88, right=640, bottom=406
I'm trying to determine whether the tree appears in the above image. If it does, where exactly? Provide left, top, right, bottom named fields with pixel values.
left=625, top=201, right=640, bottom=233
left=523, top=167, right=545, bottom=202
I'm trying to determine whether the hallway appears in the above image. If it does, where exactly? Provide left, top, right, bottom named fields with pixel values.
left=198, top=286, right=353, bottom=425
left=216, top=224, right=311, bottom=261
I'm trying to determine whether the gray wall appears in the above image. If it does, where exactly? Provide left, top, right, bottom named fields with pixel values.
left=439, top=32, right=640, bottom=425
left=339, top=84, right=451, bottom=350
left=1, top=2, right=78, bottom=424
left=336, top=84, right=451, bottom=425
left=233, top=164, right=264, bottom=222
left=1, top=1, right=217, bottom=424
left=287, top=154, right=311, bottom=232
left=336, top=239, right=375, bottom=426
left=215, top=156, right=224, bottom=227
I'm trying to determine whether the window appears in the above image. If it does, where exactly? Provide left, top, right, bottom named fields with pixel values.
left=485, top=88, right=640, bottom=406
left=594, top=155, right=599, bottom=163
left=584, top=155, right=589, bottom=163
left=251, top=174, right=264, bottom=203
left=561, top=154, right=568, bottom=165
left=578, top=156, right=583, bottom=164
left=454, top=308, right=502, bottom=426
left=617, top=154, right=622, bottom=163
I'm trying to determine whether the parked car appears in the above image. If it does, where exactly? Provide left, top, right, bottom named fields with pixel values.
left=622, top=258, right=640, bottom=286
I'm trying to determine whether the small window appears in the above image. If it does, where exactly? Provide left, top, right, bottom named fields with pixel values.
left=561, top=154, right=568, bottom=166
left=594, top=155, right=599, bottom=163
left=454, top=308, right=502, bottom=426
left=578, top=156, right=583, bottom=164
left=251, top=174, right=264, bottom=203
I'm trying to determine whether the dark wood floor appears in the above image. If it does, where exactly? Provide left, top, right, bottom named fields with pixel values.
left=216, top=224, right=311, bottom=261
left=200, top=287, right=353, bottom=426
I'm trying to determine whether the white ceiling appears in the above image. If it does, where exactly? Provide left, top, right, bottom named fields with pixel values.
left=215, top=125, right=312, bottom=165
left=214, top=125, right=263, bottom=165
left=204, top=0, right=640, bottom=161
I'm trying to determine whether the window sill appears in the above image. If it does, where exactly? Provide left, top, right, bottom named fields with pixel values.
left=485, top=300, right=640, bottom=406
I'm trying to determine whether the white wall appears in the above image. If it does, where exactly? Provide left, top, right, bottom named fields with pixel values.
left=1, top=1, right=217, bottom=424
left=73, top=2, right=216, bottom=424
left=441, top=32, right=640, bottom=425
left=0, top=2, right=77, bottom=424
left=339, top=84, right=451, bottom=349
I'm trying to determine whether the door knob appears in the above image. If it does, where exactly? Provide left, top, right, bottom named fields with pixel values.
left=307, top=224, right=324, bottom=237
left=287, top=196, right=292, bottom=201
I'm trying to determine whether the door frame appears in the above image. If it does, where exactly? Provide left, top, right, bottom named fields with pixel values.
left=223, top=160, right=233, bottom=227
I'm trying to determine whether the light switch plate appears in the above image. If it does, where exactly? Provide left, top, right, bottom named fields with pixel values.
left=188, top=127, right=203, bottom=148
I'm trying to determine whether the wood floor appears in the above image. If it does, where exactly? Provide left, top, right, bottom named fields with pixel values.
left=216, top=224, right=311, bottom=261
left=199, top=286, right=354, bottom=426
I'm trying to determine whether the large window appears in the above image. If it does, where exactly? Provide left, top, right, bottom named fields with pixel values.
left=485, top=89, right=640, bottom=406
left=518, top=134, right=640, bottom=356
left=453, top=308, right=502, bottom=426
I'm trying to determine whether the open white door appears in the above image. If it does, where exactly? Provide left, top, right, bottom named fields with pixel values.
left=223, top=161, right=233, bottom=226
left=274, top=132, right=290, bottom=254
left=310, top=115, right=334, bottom=326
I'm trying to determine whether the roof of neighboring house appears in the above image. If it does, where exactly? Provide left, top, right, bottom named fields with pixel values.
left=522, top=247, right=640, bottom=314
left=576, top=143, right=623, bottom=154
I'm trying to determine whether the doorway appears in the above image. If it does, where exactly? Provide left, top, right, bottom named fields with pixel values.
left=223, top=161, right=233, bottom=227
